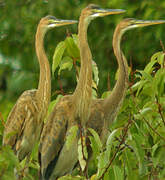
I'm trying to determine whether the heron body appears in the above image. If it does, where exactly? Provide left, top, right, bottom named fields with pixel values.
left=87, top=18, right=165, bottom=145
left=3, top=16, right=77, bottom=161
left=39, top=4, right=125, bottom=180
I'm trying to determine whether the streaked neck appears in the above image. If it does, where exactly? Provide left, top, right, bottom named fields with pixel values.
left=73, top=14, right=92, bottom=125
left=103, top=24, right=128, bottom=121
left=35, top=26, right=51, bottom=110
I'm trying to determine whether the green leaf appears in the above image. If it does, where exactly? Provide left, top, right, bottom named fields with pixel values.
left=92, top=88, right=98, bottom=99
left=131, top=134, right=147, bottom=176
left=96, top=129, right=121, bottom=179
left=152, top=68, right=165, bottom=96
left=66, top=125, right=79, bottom=150
left=78, top=137, right=88, bottom=171
left=151, top=51, right=165, bottom=68
left=151, top=144, right=165, bottom=168
left=113, top=165, right=123, bottom=180
left=45, top=95, right=63, bottom=122
left=52, top=41, right=66, bottom=75
left=97, top=151, right=108, bottom=178
left=105, top=128, right=121, bottom=160
left=139, top=107, right=152, bottom=115
left=65, top=36, right=80, bottom=59
left=124, top=150, right=135, bottom=180
left=101, top=91, right=111, bottom=99
left=127, top=81, right=141, bottom=95
left=58, top=56, right=73, bottom=75
left=0, top=146, right=19, bottom=180
left=92, top=60, right=99, bottom=86
left=72, top=34, right=79, bottom=46
left=88, top=128, right=103, bottom=151
left=135, top=80, right=146, bottom=97
left=138, top=70, right=153, bottom=82
left=144, top=57, right=157, bottom=74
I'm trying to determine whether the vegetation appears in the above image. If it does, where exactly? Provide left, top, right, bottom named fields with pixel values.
left=0, top=1, right=165, bottom=180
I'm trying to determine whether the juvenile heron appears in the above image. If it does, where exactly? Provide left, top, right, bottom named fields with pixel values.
left=87, top=18, right=165, bottom=145
left=2, top=16, right=77, bottom=161
left=39, top=4, right=125, bottom=180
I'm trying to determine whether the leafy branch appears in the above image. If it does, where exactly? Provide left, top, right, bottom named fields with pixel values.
left=98, top=119, right=132, bottom=180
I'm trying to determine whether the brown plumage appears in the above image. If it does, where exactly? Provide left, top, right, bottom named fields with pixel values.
left=39, top=4, right=125, bottom=180
left=2, top=16, right=77, bottom=161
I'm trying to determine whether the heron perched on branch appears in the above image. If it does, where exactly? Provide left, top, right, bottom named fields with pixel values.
left=2, top=16, right=77, bottom=162
left=87, top=18, right=165, bottom=145
left=39, top=4, right=125, bottom=180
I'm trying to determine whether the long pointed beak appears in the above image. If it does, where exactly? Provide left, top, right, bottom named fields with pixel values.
left=55, top=19, right=78, bottom=26
left=93, top=8, right=126, bottom=17
left=135, top=20, right=165, bottom=27
left=48, top=19, right=78, bottom=28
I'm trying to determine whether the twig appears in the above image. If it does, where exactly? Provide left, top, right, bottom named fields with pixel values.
left=51, top=90, right=65, bottom=97
left=66, top=29, right=71, bottom=37
left=155, top=95, right=165, bottom=127
left=107, top=72, right=111, bottom=91
left=129, top=56, right=135, bottom=87
left=108, top=128, right=134, bottom=152
left=73, top=57, right=79, bottom=78
left=141, top=115, right=165, bottom=141
left=160, top=40, right=165, bottom=52
left=98, top=119, right=132, bottom=180
left=57, top=76, right=65, bottom=96
left=160, top=40, right=165, bottom=68
left=114, top=136, right=134, bottom=152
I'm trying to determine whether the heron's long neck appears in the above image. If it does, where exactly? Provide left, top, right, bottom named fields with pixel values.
left=35, top=27, right=51, bottom=110
left=73, top=15, right=92, bottom=125
left=103, top=26, right=128, bottom=122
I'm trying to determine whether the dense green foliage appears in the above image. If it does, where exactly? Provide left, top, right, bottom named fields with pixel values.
left=0, top=1, right=165, bottom=180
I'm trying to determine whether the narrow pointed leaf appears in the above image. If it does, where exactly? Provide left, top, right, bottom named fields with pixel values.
left=52, top=41, right=66, bottom=75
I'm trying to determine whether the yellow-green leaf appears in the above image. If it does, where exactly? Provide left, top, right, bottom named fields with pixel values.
left=58, top=56, right=73, bottom=75
left=52, top=41, right=66, bottom=75
left=65, top=36, right=80, bottom=59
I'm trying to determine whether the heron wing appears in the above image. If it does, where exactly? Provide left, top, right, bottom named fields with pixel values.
left=39, top=99, right=68, bottom=179
left=3, top=90, right=37, bottom=149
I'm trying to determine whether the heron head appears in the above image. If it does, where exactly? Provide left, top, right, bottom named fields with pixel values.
left=39, top=15, right=77, bottom=31
left=82, top=4, right=125, bottom=22
left=120, top=18, right=165, bottom=32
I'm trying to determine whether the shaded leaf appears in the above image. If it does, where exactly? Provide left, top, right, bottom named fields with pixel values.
left=58, top=56, right=73, bottom=75
left=65, top=36, right=80, bottom=59
left=78, top=137, right=88, bottom=172
left=52, top=41, right=66, bottom=75
left=66, top=125, right=78, bottom=150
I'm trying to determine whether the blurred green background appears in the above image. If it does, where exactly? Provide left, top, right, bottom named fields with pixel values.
left=0, top=0, right=165, bottom=119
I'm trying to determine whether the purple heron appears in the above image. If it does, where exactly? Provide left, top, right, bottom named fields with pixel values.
left=87, top=18, right=165, bottom=145
left=39, top=4, right=125, bottom=180
left=2, top=16, right=77, bottom=161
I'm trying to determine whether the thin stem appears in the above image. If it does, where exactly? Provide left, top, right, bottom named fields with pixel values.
left=160, top=40, right=165, bottom=68
left=155, top=95, right=165, bottom=127
left=107, top=72, right=111, bottom=91
left=98, top=119, right=132, bottom=180
left=73, top=57, right=79, bottom=78
left=57, top=76, right=65, bottom=96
